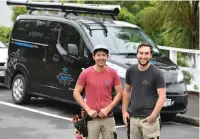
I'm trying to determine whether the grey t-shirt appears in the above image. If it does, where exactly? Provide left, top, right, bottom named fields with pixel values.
left=126, top=64, right=165, bottom=118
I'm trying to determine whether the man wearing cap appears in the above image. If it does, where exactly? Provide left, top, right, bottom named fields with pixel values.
left=73, top=44, right=123, bottom=139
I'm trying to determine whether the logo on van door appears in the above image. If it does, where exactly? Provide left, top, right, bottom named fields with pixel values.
left=56, top=67, right=74, bottom=86
left=7, top=49, right=20, bottom=69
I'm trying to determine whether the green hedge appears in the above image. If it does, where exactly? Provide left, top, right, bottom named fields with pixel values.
left=0, top=26, right=12, bottom=43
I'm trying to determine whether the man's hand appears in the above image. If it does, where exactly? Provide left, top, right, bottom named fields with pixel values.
left=122, top=111, right=130, bottom=126
left=142, top=114, right=156, bottom=124
left=87, top=109, right=98, bottom=119
left=98, top=107, right=111, bottom=118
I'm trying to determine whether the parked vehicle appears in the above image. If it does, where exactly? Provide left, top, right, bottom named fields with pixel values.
left=0, top=41, right=8, bottom=84
left=5, top=0, right=188, bottom=117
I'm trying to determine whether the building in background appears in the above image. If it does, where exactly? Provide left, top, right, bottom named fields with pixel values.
left=0, top=1, right=13, bottom=27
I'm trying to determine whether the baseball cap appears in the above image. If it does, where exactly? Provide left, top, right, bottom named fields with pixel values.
left=92, top=44, right=109, bottom=54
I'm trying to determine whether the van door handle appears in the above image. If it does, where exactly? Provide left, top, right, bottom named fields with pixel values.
left=43, top=51, right=47, bottom=62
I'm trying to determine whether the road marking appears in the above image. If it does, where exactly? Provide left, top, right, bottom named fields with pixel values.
left=0, top=101, right=126, bottom=128
left=0, top=101, right=198, bottom=129
left=0, top=101, right=72, bottom=121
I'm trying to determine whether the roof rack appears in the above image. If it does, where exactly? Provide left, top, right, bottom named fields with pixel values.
left=7, top=0, right=121, bottom=18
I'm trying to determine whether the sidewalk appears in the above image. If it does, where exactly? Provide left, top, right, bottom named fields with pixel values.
left=175, top=93, right=199, bottom=127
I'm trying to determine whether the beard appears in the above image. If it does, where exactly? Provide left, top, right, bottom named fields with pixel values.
left=138, top=59, right=150, bottom=66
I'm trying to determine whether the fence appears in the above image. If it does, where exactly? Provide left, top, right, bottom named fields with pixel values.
left=158, top=45, right=200, bottom=92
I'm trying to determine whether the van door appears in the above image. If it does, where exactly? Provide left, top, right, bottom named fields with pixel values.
left=30, top=20, right=60, bottom=97
left=50, top=23, right=90, bottom=102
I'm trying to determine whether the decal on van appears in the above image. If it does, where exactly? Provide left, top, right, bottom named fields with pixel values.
left=62, top=55, right=75, bottom=64
left=7, top=49, right=20, bottom=69
left=29, top=31, right=43, bottom=38
left=56, top=67, right=74, bottom=86
left=150, top=60, right=157, bottom=64
left=15, top=42, right=33, bottom=48
left=15, top=41, right=38, bottom=48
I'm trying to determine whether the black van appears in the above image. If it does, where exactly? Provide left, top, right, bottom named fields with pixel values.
left=5, top=1, right=188, bottom=117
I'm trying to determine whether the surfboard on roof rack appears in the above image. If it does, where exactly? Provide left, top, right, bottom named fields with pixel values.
left=6, top=0, right=121, bottom=18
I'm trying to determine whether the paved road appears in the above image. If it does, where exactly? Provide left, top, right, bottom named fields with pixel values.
left=178, top=93, right=199, bottom=118
left=0, top=87, right=199, bottom=139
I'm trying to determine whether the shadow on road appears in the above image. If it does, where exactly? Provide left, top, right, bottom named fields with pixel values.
left=0, top=85, right=8, bottom=89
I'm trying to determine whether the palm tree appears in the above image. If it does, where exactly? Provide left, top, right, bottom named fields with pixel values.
left=138, top=1, right=199, bottom=50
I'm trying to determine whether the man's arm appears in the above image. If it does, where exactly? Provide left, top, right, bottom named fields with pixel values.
left=73, top=85, right=90, bottom=112
left=122, top=84, right=131, bottom=113
left=122, top=83, right=132, bottom=126
left=73, top=85, right=98, bottom=118
left=150, top=88, right=166, bottom=118
left=108, top=84, right=123, bottom=111
left=151, top=68, right=166, bottom=118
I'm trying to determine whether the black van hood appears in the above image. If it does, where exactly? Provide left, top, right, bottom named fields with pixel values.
left=108, top=55, right=179, bottom=84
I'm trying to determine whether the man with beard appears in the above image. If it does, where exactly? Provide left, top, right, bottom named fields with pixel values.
left=122, top=43, right=166, bottom=139
left=73, top=44, right=122, bottom=139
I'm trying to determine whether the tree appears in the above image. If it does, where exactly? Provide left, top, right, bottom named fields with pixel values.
left=137, top=1, right=199, bottom=50
left=12, top=6, right=27, bottom=22
left=9, top=1, right=199, bottom=50
left=0, top=26, right=12, bottom=43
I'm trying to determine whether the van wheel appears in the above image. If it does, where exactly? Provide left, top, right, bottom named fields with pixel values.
left=12, top=74, right=30, bottom=104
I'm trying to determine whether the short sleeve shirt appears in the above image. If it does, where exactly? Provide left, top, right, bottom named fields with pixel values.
left=126, top=64, right=165, bottom=118
left=77, top=66, right=121, bottom=112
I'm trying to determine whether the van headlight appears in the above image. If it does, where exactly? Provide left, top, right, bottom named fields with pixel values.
left=177, top=70, right=184, bottom=83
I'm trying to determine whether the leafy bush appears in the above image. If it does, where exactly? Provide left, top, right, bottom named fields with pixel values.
left=182, top=71, right=193, bottom=84
left=194, top=84, right=199, bottom=91
left=0, top=26, right=12, bottom=43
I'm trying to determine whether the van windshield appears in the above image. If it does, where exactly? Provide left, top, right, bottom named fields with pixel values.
left=83, top=25, right=161, bottom=55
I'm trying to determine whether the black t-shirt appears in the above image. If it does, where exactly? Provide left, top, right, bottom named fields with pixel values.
left=126, top=64, right=165, bottom=118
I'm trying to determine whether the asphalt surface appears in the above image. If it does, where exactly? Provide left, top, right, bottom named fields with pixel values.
left=178, top=93, right=199, bottom=118
left=0, top=86, right=199, bottom=139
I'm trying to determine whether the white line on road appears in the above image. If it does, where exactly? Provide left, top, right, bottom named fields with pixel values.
left=0, top=101, right=126, bottom=128
left=0, top=101, right=72, bottom=121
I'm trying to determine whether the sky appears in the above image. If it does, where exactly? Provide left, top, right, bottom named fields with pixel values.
left=0, top=0, right=13, bottom=27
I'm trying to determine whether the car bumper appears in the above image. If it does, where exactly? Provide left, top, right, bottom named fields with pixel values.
left=161, top=93, right=188, bottom=114
left=0, top=76, right=5, bottom=83
left=0, top=66, right=6, bottom=84
left=162, top=82, right=188, bottom=114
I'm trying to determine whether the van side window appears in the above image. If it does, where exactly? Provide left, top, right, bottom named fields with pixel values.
left=35, top=20, right=59, bottom=44
left=12, top=20, right=59, bottom=45
left=59, top=24, right=80, bottom=52
left=12, top=20, right=35, bottom=41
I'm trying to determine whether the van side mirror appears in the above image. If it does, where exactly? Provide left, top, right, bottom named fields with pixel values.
left=68, top=44, right=78, bottom=56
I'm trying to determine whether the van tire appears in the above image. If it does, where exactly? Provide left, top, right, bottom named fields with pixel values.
left=11, top=74, right=30, bottom=104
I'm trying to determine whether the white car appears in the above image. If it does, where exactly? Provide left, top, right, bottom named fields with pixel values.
left=0, top=41, right=8, bottom=84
